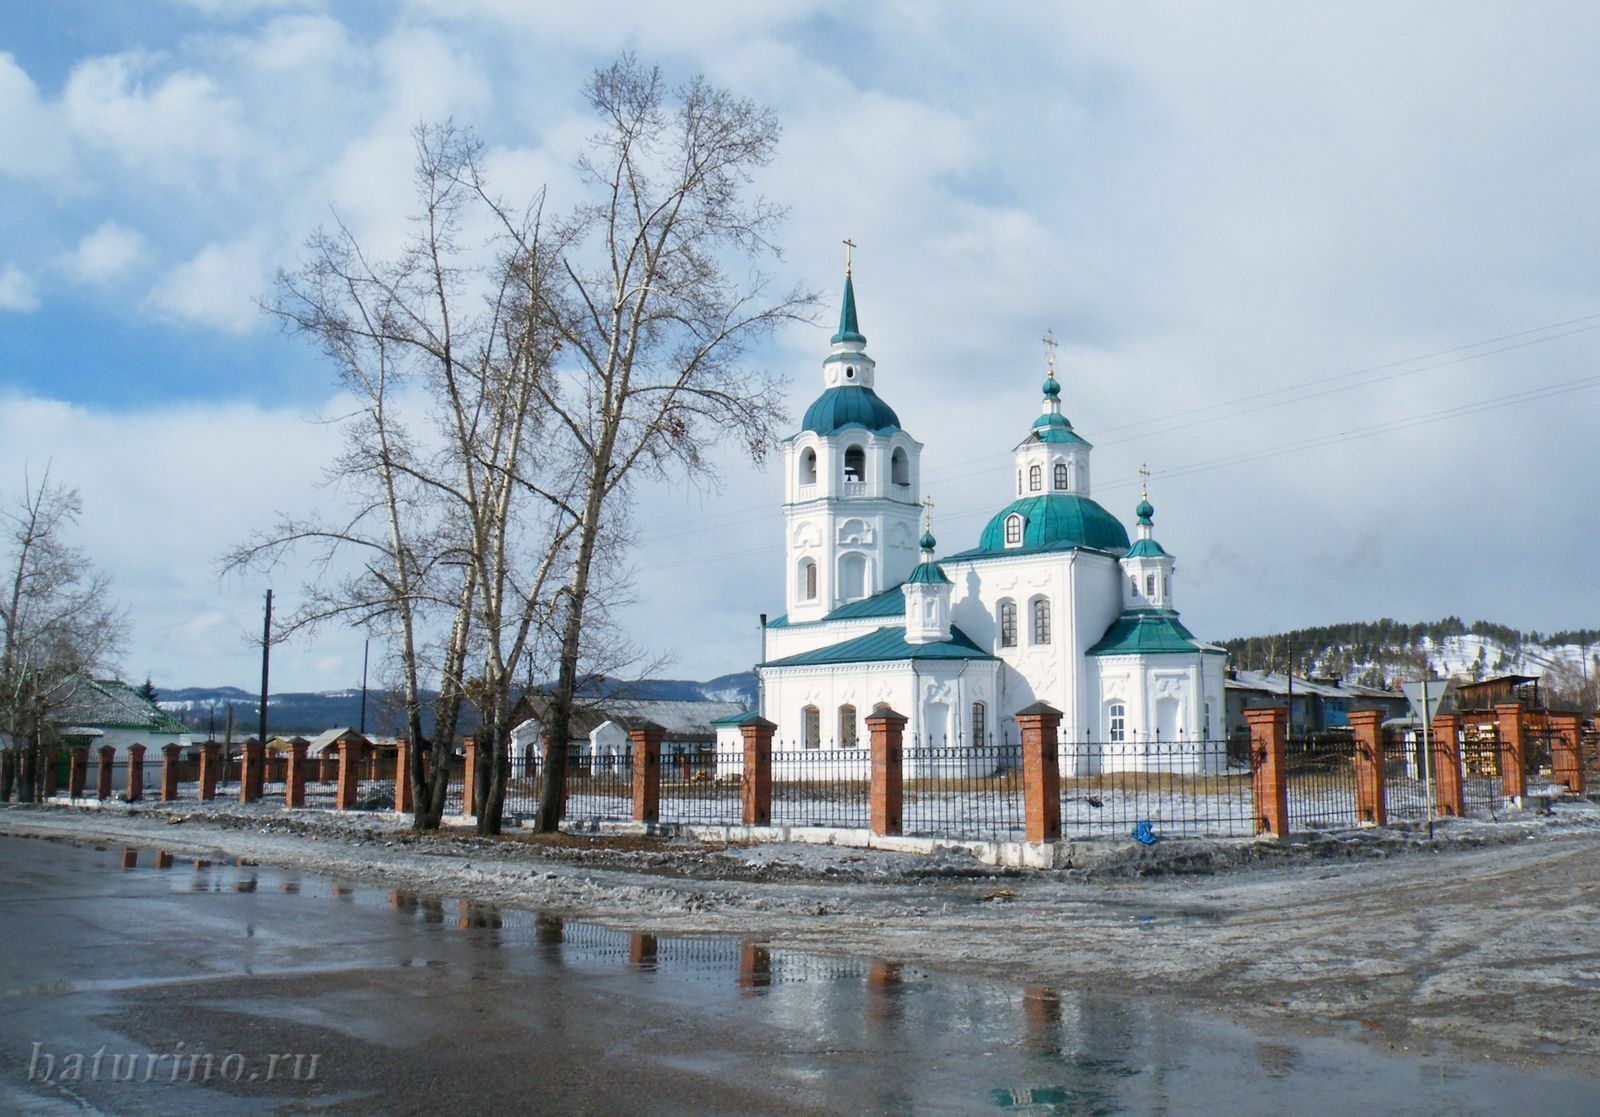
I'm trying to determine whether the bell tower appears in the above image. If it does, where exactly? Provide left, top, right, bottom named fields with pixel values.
left=782, top=248, right=924, bottom=622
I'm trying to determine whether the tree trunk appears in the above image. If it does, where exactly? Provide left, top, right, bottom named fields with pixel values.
left=17, top=740, right=35, bottom=804
left=0, top=747, right=14, bottom=801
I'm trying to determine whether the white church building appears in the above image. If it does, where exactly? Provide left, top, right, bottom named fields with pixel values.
left=754, top=265, right=1227, bottom=773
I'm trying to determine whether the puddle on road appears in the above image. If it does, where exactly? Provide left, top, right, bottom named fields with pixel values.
left=7, top=839, right=1598, bottom=1116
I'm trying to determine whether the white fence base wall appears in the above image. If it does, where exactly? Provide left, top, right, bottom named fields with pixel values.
left=542, top=818, right=1287, bottom=868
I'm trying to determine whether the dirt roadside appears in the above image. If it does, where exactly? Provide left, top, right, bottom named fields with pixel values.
left=5, top=801, right=1599, bottom=1076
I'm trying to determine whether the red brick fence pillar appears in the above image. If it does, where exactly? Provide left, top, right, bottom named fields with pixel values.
left=1246, top=707, right=1289, bottom=838
left=240, top=740, right=264, bottom=804
left=96, top=744, right=115, bottom=801
left=285, top=740, right=307, bottom=809
left=198, top=742, right=220, bottom=802
left=866, top=706, right=906, bottom=837
left=336, top=740, right=360, bottom=810
left=630, top=722, right=665, bottom=824
left=460, top=737, right=478, bottom=818
left=1349, top=709, right=1387, bottom=827
left=394, top=737, right=413, bottom=814
left=68, top=745, right=88, bottom=799
left=127, top=744, right=145, bottom=802
left=1431, top=713, right=1465, bottom=818
left=1550, top=712, right=1585, bottom=794
left=1016, top=701, right=1062, bottom=844
left=1495, top=702, right=1529, bottom=801
left=161, top=744, right=180, bottom=801
left=740, top=717, right=776, bottom=827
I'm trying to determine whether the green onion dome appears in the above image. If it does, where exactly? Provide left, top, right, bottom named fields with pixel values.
left=801, top=386, right=901, bottom=436
left=971, top=493, right=1130, bottom=555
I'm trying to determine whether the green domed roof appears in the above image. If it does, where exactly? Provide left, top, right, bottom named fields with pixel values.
left=1136, top=498, right=1154, bottom=523
left=919, top=529, right=936, bottom=551
left=1025, top=412, right=1090, bottom=447
left=969, top=494, right=1130, bottom=555
left=905, top=560, right=952, bottom=585
left=1125, top=537, right=1168, bottom=558
left=801, top=386, right=901, bottom=436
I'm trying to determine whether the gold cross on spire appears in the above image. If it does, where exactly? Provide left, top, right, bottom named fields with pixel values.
left=1042, top=328, right=1059, bottom=375
left=922, top=494, right=934, bottom=533
left=842, top=237, right=856, bottom=276
left=1139, top=463, right=1150, bottom=499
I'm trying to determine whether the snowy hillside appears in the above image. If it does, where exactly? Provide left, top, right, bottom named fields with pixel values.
left=1221, top=619, right=1600, bottom=702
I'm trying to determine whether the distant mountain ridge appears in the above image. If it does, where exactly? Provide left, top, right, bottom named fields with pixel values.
left=155, top=673, right=760, bottom=736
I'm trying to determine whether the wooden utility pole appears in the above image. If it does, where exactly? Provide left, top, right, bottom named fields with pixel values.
left=259, top=589, right=272, bottom=749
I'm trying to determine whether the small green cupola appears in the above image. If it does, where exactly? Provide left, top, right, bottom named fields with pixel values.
left=902, top=498, right=954, bottom=643
left=1122, top=469, right=1175, bottom=607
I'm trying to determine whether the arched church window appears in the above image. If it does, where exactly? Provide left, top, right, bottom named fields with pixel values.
left=1031, top=597, right=1051, bottom=644
left=998, top=600, right=1017, bottom=648
left=1028, top=465, right=1042, bottom=492
left=1146, top=573, right=1156, bottom=597
left=1017, top=470, right=1023, bottom=495
left=800, top=559, right=817, bottom=601
left=799, top=448, right=817, bottom=485
left=838, top=705, right=857, bottom=749
left=891, top=447, right=910, bottom=487
left=1054, top=462, right=1069, bottom=490
left=801, top=706, right=820, bottom=750
left=1004, top=514, right=1024, bottom=546
left=1108, top=702, right=1126, bottom=743
left=1130, top=576, right=1139, bottom=597
left=971, top=701, right=986, bottom=745
left=844, top=446, right=866, bottom=483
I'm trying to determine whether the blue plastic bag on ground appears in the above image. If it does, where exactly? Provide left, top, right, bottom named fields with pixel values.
left=1131, top=820, right=1158, bottom=845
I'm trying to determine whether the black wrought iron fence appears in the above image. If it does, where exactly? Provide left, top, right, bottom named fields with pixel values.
left=1284, top=733, right=1361, bottom=832
left=1059, top=739, right=1254, bottom=838
left=658, top=745, right=744, bottom=826
left=563, top=747, right=632, bottom=823
left=771, top=744, right=870, bottom=828
left=902, top=737, right=1023, bottom=840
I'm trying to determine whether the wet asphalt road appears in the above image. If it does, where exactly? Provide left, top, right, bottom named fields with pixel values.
left=0, top=834, right=1594, bottom=1116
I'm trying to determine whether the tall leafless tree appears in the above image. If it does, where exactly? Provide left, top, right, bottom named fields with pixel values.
left=0, top=468, right=126, bottom=801
left=511, top=56, right=811, bottom=832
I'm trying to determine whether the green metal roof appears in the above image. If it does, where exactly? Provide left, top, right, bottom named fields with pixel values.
left=801, top=386, right=901, bottom=436
left=832, top=273, right=866, bottom=345
left=1023, top=412, right=1090, bottom=448
left=709, top=710, right=764, bottom=727
left=904, top=560, right=952, bottom=585
left=1125, top=538, right=1168, bottom=558
left=761, top=625, right=995, bottom=668
left=54, top=678, right=191, bottom=734
left=1088, top=609, right=1219, bottom=656
left=949, top=493, right=1130, bottom=559
left=766, top=584, right=911, bottom=629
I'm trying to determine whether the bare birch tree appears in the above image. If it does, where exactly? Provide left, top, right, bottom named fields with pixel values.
left=509, top=56, right=811, bottom=832
left=0, top=468, right=126, bottom=801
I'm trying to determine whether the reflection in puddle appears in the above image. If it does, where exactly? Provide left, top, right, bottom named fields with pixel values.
left=91, top=843, right=1600, bottom=1117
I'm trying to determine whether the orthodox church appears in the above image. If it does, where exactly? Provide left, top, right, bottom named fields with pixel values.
left=753, top=262, right=1226, bottom=771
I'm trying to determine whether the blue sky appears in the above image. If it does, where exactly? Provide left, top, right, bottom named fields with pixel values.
left=3, top=1, right=1599, bottom=697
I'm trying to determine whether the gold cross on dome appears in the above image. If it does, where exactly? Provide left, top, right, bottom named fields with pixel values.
left=1041, top=328, right=1059, bottom=374
left=922, top=494, right=934, bottom=532
left=1139, top=463, right=1150, bottom=499
left=842, top=238, right=856, bottom=275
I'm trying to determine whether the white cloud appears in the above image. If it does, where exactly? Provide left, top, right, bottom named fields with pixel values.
left=0, top=52, right=74, bottom=180
left=64, top=222, right=149, bottom=284
left=0, top=264, right=40, bottom=312
left=146, top=235, right=269, bottom=332
left=61, top=52, right=256, bottom=182
left=0, top=390, right=373, bottom=691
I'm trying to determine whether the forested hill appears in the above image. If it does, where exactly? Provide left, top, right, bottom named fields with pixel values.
left=1220, top=618, right=1600, bottom=701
